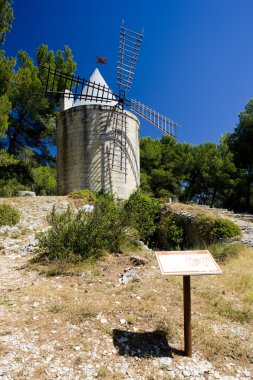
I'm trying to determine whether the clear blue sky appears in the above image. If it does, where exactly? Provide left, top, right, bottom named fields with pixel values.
left=4, top=0, right=253, bottom=145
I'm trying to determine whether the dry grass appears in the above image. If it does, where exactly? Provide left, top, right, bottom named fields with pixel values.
left=1, top=243, right=253, bottom=376
left=222, top=245, right=253, bottom=298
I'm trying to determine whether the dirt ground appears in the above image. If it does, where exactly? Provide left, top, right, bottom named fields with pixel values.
left=0, top=197, right=253, bottom=379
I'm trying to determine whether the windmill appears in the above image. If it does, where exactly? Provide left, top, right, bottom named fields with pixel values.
left=40, top=22, right=180, bottom=198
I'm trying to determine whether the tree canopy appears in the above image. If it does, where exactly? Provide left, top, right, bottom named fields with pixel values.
left=139, top=128, right=250, bottom=212
left=0, top=0, right=14, bottom=44
left=228, top=99, right=253, bottom=211
left=0, top=43, right=76, bottom=195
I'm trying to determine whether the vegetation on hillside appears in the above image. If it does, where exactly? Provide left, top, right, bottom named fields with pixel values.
left=0, top=203, right=20, bottom=226
left=36, top=192, right=160, bottom=262
left=36, top=191, right=241, bottom=263
left=37, top=195, right=126, bottom=262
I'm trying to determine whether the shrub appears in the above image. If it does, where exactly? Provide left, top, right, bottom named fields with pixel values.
left=0, top=204, right=20, bottom=227
left=0, top=178, right=30, bottom=197
left=32, top=166, right=57, bottom=195
left=68, top=189, right=97, bottom=203
left=194, top=215, right=241, bottom=245
left=37, top=194, right=125, bottom=262
left=124, top=191, right=161, bottom=244
left=209, top=243, right=244, bottom=261
left=156, top=214, right=183, bottom=250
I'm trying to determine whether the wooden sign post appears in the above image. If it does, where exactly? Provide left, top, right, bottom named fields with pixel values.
left=156, top=250, right=222, bottom=357
left=183, top=275, right=192, bottom=357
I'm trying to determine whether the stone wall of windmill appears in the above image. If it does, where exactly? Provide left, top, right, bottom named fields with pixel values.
left=57, top=103, right=140, bottom=199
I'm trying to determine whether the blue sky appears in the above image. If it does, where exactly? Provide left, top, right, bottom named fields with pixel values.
left=4, top=0, right=253, bottom=145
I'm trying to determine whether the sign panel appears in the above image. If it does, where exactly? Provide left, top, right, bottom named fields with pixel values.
left=156, top=250, right=222, bottom=276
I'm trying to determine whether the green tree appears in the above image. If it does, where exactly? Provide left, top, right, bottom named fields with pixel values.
left=0, top=50, right=15, bottom=138
left=140, top=136, right=192, bottom=199
left=140, top=137, right=162, bottom=173
left=0, top=0, right=14, bottom=44
left=0, top=44, right=76, bottom=195
left=0, top=94, right=11, bottom=137
left=229, top=99, right=253, bottom=212
left=0, top=149, right=31, bottom=196
left=212, top=134, right=237, bottom=208
left=182, top=138, right=238, bottom=209
left=3, top=46, right=76, bottom=163
left=140, top=135, right=241, bottom=211
left=32, top=166, right=57, bottom=195
left=159, top=136, right=193, bottom=198
left=183, top=143, right=220, bottom=203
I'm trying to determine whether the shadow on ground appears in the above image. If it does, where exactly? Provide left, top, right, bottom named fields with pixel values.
left=113, top=329, right=184, bottom=358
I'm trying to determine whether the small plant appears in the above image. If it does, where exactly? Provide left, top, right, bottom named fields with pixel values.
left=0, top=204, right=20, bottom=227
left=125, top=314, right=135, bottom=325
left=48, top=303, right=63, bottom=313
left=213, top=297, right=252, bottom=323
left=160, top=363, right=169, bottom=371
left=210, top=243, right=244, bottom=261
left=68, top=189, right=96, bottom=203
left=14, top=356, right=22, bottom=363
left=97, top=366, right=108, bottom=378
left=156, top=214, right=183, bottom=250
left=124, top=190, right=160, bottom=244
left=155, top=317, right=177, bottom=340
left=194, top=215, right=241, bottom=245
left=74, top=355, right=83, bottom=366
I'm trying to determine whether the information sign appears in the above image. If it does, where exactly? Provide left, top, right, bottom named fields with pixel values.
left=156, top=250, right=222, bottom=357
left=156, top=250, right=222, bottom=276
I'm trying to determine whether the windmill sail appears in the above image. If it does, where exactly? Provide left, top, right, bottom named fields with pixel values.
left=117, top=22, right=144, bottom=93
left=40, top=21, right=180, bottom=139
left=129, top=99, right=180, bottom=136
left=40, top=65, right=118, bottom=104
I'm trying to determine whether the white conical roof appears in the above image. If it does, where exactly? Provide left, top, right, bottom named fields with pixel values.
left=74, top=68, right=118, bottom=107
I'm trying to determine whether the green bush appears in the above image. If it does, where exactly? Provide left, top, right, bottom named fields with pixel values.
left=209, top=243, right=244, bottom=261
left=0, top=178, right=30, bottom=197
left=194, top=215, right=241, bottom=245
left=0, top=204, right=20, bottom=227
left=68, top=189, right=97, bottom=203
left=37, top=194, right=125, bottom=262
left=32, top=166, right=57, bottom=195
left=124, top=191, right=161, bottom=244
left=156, top=214, right=183, bottom=250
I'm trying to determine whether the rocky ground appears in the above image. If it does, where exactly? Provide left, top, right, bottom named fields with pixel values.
left=0, top=197, right=253, bottom=380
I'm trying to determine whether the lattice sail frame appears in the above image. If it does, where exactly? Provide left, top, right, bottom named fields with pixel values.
left=40, top=22, right=180, bottom=137
left=40, top=66, right=116, bottom=104
left=41, top=65, right=180, bottom=137
left=117, top=22, right=144, bottom=95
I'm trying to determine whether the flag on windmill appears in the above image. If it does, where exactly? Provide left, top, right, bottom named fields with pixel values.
left=96, top=56, right=107, bottom=64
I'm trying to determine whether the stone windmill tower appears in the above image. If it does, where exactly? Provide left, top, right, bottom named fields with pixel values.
left=42, top=22, right=180, bottom=199
left=57, top=68, right=140, bottom=199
